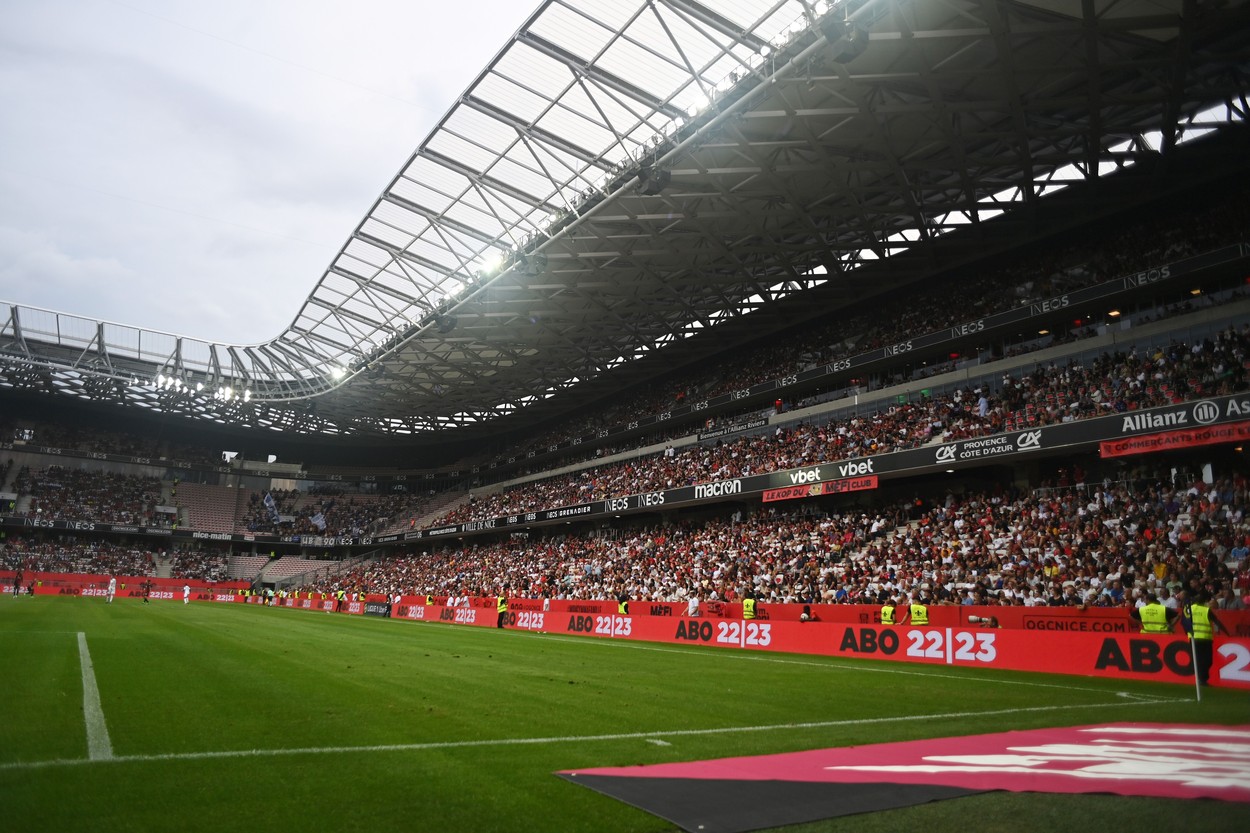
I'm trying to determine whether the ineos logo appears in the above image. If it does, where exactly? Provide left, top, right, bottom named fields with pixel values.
left=1192, top=401, right=1220, bottom=425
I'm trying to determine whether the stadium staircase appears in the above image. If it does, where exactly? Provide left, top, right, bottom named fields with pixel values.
left=270, top=552, right=370, bottom=589
left=259, top=556, right=340, bottom=583
left=228, top=554, right=268, bottom=582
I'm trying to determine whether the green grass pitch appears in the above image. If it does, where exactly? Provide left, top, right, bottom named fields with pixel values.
left=1, top=595, right=1246, bottom=833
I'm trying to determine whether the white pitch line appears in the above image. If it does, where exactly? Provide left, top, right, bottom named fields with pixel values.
left=76, top=632, right=113, bottom=761
left=0, top=698, right=1170, bottom=773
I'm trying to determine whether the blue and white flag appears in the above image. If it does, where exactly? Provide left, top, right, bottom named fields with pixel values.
left=263, top=492, right=279, bottom=523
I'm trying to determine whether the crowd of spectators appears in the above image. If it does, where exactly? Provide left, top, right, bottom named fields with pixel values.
left=1, top=317, right=1245, bottom=545
left=1, top=536, right=157, bottom=577
left=424, top=324, right=1250, bottom=527
left=240, top=488, right=411, bottom=537
left=10, top=422, right=224, bottom=468
left=296, top=467, right=1250, bottom=617
left=482, top=188, right=1250, bottom=467
left=11, top=466, right=166, bottom=526
left=0, top=188, right=1245, bottom=578
left=167, top=546, right=231, bottom=582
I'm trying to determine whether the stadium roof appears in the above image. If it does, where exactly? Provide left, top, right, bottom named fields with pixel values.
left=2, top=0, right=1247, bottom=443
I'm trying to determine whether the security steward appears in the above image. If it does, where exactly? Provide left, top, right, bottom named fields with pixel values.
left=1132, top=591, right=1177, bottom=634
left=880, top=596, right=898, bottom=626
left=742, top=592, right=757, bottom=621
left=906, top=594, right=928, bottom=627
left=617, top=592, right=630, bottom=616
left=496, top=588, right=509, bottom=629
left=1187, top=590, right=1227, bottom=686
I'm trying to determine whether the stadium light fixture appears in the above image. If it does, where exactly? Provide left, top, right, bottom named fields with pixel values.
left=477, top=251, right=504, bottom=276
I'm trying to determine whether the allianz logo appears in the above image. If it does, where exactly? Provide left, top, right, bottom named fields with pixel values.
left=1193, top=400, right=1220, bottom=425
left=1120, top=399, right=1221, bottom=432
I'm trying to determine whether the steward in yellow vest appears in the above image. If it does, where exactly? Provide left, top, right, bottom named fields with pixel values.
left=908, top=597, right=928, bottom=626
left=1132, top=592, right=1176, bottom=634
left=496, top=591, right=508, bottom=629
left=742, top=595, right=757, bottom=620
left=1186, top=591, right=1227, bottom=686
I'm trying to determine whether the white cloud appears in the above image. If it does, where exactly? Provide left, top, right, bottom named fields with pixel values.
left=0, top=0, right=528, bottom=344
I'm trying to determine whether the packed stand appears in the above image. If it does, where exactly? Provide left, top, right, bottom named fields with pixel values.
left=425, top=326, right=1250, bottom=527
left=297, top=469, right=1249, bottom=615
left=11, top=421, right=224, bottom=467
left=12, top=466, right=166, bottom=526
left=241, top=488, right=410, bottom=537
left=483, top=189, right=1250, bottom=467
left=1, top=535, right=157, bottom=577
left=167, top=546, right=231, bottom=582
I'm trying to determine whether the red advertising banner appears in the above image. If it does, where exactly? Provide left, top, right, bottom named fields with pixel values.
left=1, top=571, right=246, bottom=593
left=25, top=576, right=1250, bottom=688
left=763, top=475, right=877, bottom=503
left=543, top=614, right=1250, bottom=690
left=391, top=603, right=496, bottom=627
left=1100, top=419, right=1250, bottom=457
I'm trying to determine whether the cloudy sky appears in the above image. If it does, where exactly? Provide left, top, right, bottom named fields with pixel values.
left=0, top=0, right=529, bottom=344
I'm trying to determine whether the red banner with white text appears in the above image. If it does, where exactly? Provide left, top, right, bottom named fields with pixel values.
left=1100, top=420, right=1250, bottom=457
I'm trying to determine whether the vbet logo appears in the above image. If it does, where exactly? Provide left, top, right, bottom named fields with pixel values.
left=787, top=459, right=874, bottom=485
left=1015, top=430, right=1043, bottom=451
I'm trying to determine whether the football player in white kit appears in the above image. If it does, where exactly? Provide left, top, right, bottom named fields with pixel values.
left=106, top=576, right=117, bottom=604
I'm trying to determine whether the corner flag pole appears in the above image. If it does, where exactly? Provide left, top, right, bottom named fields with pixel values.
left=1190, top=633, right=1202, bottom=703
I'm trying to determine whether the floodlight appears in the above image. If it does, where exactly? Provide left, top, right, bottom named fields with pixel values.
left=477, top=252, right=504, bottom=276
